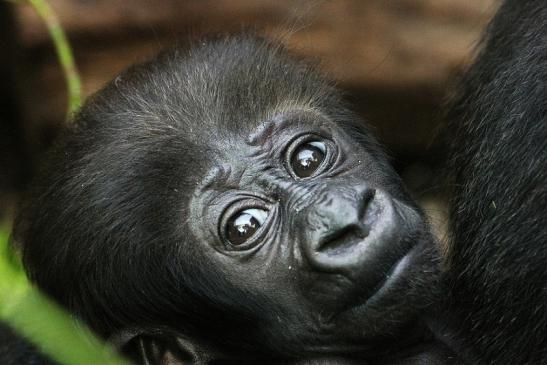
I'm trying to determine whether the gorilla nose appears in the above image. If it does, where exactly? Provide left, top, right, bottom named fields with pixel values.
left=302, top=185, right=376, bottom=270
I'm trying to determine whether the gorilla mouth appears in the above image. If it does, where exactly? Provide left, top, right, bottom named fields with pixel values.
left=311, top=189, right=411, bottom=271
left=360, top=197, right=420, bottom=301
left=307, top=189, right=420, bottom=327
left=368, top=248, right=414, bottom=299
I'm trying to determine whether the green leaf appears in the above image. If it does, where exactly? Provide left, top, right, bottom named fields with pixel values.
left=0, top=226, right=131, bottom=365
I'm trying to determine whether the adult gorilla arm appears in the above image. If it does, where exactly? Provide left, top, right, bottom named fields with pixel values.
left=441, top=0, right=547, bottom=363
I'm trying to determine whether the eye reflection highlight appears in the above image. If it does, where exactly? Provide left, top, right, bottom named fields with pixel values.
left=290, top=140, right=327, bottom=178
left=226, top=208, right=268, bottom=245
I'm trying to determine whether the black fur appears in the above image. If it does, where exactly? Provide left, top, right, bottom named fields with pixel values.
left=441, top=0, right=547, bottom=363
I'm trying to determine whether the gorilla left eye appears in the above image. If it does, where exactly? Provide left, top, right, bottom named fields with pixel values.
left=225, top=208, right=268, bottom=246
left=289, top=140, right=327, bottom=178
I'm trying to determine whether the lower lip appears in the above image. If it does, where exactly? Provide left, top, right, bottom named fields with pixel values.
left=361, top=249, right=415, bottom=306
left=388, top=252, right=412, bottom=280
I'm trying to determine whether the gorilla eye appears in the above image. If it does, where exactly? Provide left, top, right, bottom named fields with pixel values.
left=225, top=208, right=268, bottom=246
left=290, top=140, right=327, bottom=178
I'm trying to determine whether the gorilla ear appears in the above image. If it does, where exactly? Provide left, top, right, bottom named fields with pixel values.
left=111, top=329, right=216, bottom=365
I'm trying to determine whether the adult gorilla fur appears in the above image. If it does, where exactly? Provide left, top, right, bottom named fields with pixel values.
left=440, top=0, right=547, bottom=363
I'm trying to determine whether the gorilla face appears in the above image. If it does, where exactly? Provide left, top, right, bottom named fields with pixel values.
left=186, top=109, right=436, bottom=353
left=15, top=35, right=440, bottom=362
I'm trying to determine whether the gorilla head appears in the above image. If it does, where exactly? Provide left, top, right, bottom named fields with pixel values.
left=14, top=36, right=440, bottom=363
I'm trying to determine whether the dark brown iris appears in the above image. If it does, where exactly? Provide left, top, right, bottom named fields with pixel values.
left=290, top=141, right=326, bottom=178
left=225, top=208, right=268, bottom=245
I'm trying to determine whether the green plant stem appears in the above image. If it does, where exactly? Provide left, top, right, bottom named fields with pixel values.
left=3, top=291, right=130, bottom=365
left=0, top=227, right=130, bottom=365
left=27, top=0, right=82, bottom=120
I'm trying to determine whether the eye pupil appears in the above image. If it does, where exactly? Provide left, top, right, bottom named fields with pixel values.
left=291, top=141, right=326, bottom=178
left=225, top=209, right=267, bottom=246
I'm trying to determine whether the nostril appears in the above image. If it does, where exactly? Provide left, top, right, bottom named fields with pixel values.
left=304, top=186, right=376, bottom=261
left=317, top=224, right=369, bottom=255
left=358, top=188, right=376, bottom=220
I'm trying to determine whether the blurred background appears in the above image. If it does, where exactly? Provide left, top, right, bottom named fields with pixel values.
left=0, top=0, right=500, bottom=240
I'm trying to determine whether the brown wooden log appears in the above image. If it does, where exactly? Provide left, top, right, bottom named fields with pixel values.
left=16, top=0, right=500, bottom=88
left=14, top=0, right=500, bottom=160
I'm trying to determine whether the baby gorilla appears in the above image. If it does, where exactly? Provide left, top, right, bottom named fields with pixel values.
left=14, top=36, right=446, bottom=363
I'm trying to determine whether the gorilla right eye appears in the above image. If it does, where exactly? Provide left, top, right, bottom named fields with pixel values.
left=289, top=140, right=327, bottom=178
left=225, top=208, right=268, bottom=246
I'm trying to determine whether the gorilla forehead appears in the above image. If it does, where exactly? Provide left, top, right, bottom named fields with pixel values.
left=89, top=35, right=338, bottom=144
left=74, top=34, right=370, bottom=202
